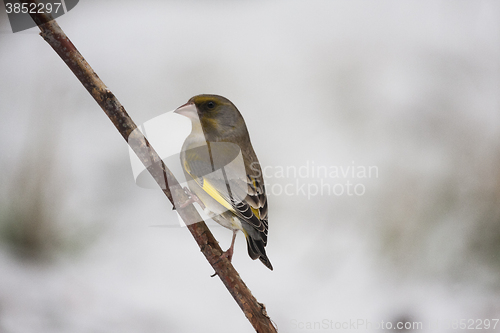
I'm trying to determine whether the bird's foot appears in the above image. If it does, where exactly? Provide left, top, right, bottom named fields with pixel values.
left=178, top=187, right=205, bottom=209
left=209, top=231, right=237, bottom=277
left=210, top=249, right=234, bottom=277
left=211, top=248, right=234, bottom=266
left=221, top=247, right=234, bottom=262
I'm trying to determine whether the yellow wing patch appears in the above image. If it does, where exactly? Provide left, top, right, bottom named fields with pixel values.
left=185, top=158, right=254, bottom=217
left=200, top=178, right=235, bottom=212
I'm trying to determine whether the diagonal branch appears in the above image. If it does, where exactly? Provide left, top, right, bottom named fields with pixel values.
left=21, top=2, right=276, bottom=332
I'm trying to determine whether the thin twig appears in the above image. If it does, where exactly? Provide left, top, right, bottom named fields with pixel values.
left=21, top=2, right=276, bottom=332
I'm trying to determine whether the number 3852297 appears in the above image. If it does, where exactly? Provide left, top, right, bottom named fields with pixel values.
left=5, top=2, right=63, bottom=14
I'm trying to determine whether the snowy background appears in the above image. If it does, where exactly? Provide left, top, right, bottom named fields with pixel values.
left=1, top=1, right=500, bottom=332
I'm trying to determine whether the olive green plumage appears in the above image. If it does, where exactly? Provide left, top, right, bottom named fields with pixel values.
left=175, top=95, right=272, bottom=270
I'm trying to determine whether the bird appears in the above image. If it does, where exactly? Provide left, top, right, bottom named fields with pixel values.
left=174, top=94, right=273, bottom=270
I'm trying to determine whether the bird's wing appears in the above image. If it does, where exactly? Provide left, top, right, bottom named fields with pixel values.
left=183, top=142, right=268, bottom=243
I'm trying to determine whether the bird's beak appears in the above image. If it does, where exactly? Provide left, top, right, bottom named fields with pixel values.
left=174, top=102, right=198, bottom=120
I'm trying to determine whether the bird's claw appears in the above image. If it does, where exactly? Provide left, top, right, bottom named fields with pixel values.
left=178, top=187, right=206, bottom=209
left=209, top=249, right=234, bottom=277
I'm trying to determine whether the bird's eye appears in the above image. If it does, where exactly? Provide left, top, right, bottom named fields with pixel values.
left=206, top=101, right=215, bottom=109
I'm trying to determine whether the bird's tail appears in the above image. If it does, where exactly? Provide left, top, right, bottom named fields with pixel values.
left=245, top=235, right=273, bottom=270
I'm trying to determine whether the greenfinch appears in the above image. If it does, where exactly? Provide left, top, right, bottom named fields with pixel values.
left=174, top=95, right=273, bottom=270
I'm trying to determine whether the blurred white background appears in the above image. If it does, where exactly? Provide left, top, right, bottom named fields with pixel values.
left=1, top=1, right=499, bottom=332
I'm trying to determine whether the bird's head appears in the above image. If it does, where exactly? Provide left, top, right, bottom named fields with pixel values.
left=175, top=94, right=247, bottom=141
